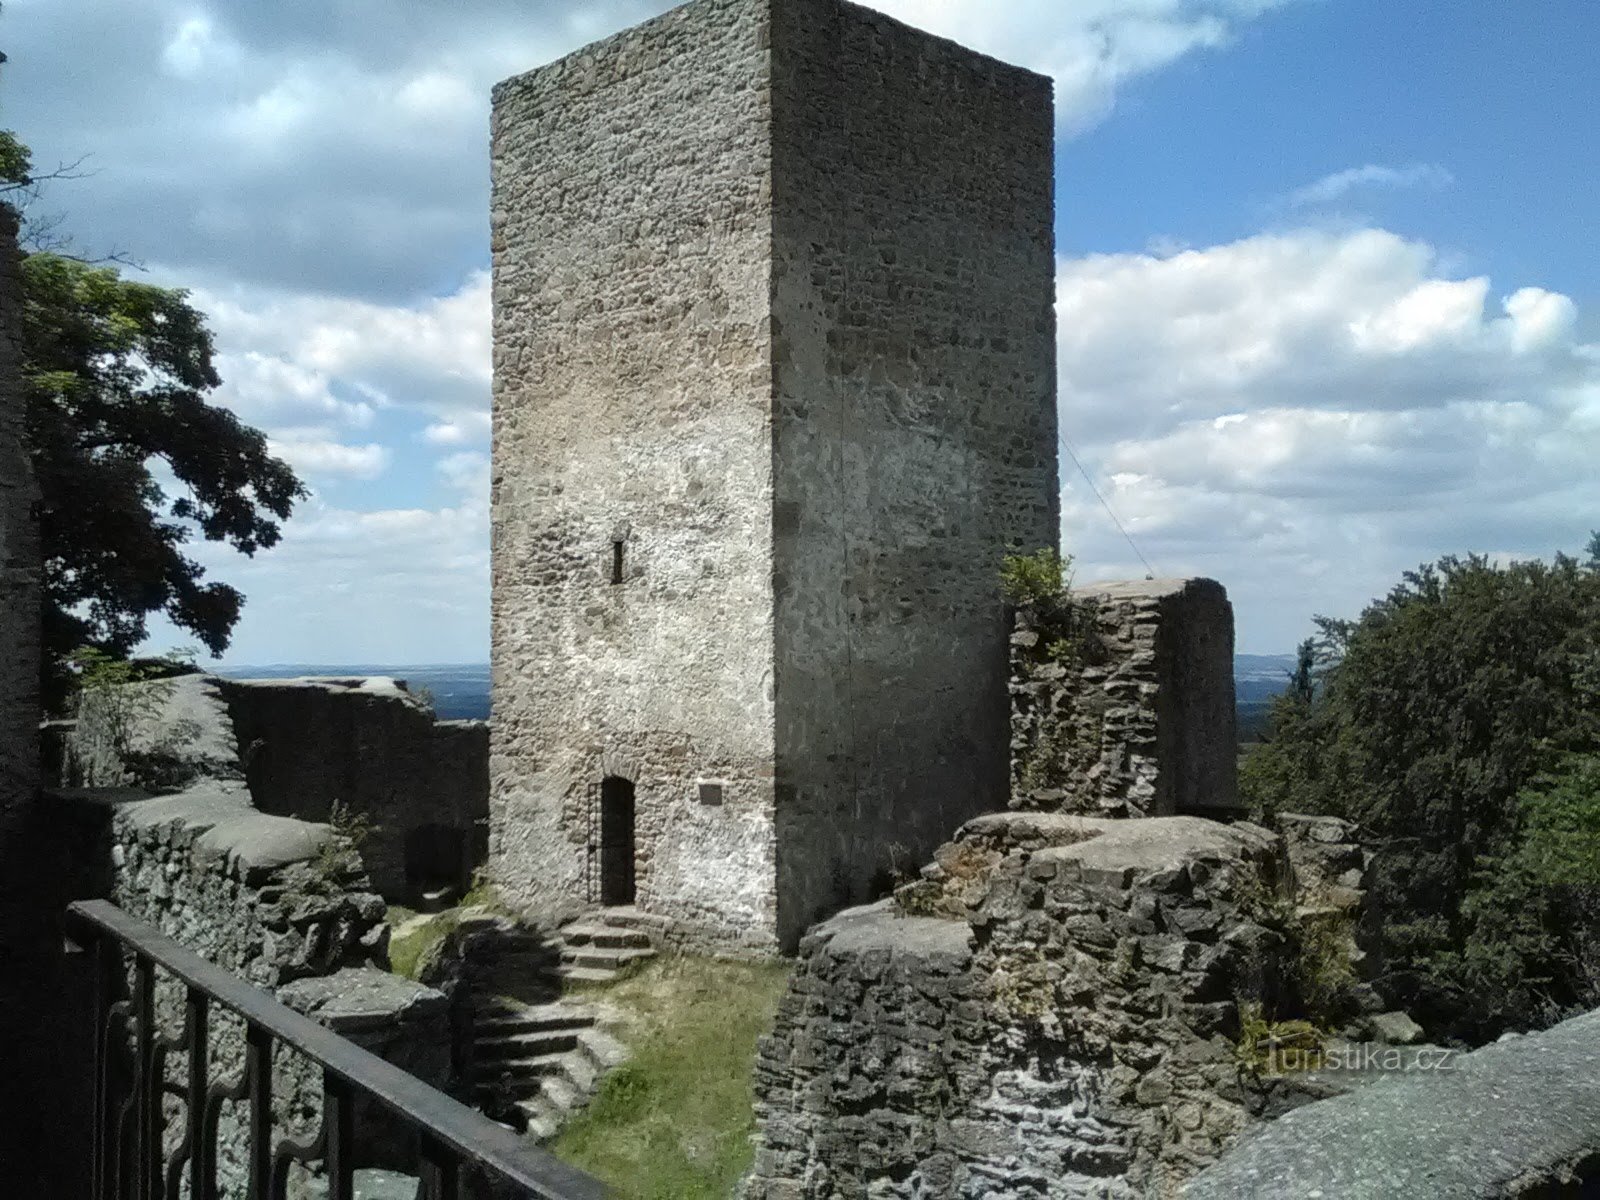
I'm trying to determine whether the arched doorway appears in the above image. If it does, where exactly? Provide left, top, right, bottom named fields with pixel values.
left=599, top=775, right=636, bottom=906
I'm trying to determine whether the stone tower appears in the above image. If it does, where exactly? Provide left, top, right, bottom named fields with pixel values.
left=489, top=0, right=1058, bottom=951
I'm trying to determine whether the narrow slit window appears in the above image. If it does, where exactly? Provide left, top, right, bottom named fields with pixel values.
left=611, top=539, right=625, bottom=585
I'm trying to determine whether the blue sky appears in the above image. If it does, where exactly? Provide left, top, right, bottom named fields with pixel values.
left=3, top=0, right=1596, bottom=661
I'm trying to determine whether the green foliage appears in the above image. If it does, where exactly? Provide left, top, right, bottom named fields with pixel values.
left=1432, top=753, right=1600, bottom=1032
left=1234, top=1002, right=1327, bottom=1076
left=387, top=908, right=461, bottom=982
left=0, top=129, right=32, bottom=191
left=1242, top=542, right=1600, bottom=1036
left=22, top=238, right=305, bottom=706
left=69, top=644, right=209, bottom=789
left=552, top=956, right=792, bottom=1199
left=311, top=800, right=377, bottom=883
left=1000, top=547, right=1073, bottom=610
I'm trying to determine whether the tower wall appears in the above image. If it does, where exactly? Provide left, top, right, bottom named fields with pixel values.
left=490, top=0, right=782, bottom=950
left=490, top=0, right=1058, bottom=953
left=768, top=2, right=1058, bottom=945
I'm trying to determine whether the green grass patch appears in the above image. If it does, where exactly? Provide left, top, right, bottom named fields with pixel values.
left=387, top=907, right=459, bottom=981
left=552, top=955, right=792, bottom=1199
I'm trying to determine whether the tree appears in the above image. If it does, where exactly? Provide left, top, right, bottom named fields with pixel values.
left=6, top=125, right=306, bottom=700
left=22, top=253, right=306, bottom=691
left=1242, top=544, right=1600, bottom=1037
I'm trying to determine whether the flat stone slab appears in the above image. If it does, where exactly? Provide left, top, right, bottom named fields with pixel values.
left=118, top=781, right=253, bottom=833
left=279, top=967, right=446, bottom=1032
left=1185, top=1007, right=1600, bottom=1198
left=827, top=900, right=974, bottom=956
left=195, top=811, right=331, bottom=873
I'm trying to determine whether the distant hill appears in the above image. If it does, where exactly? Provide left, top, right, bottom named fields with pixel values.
left=216, top=657, right=1290, bottom=741
left=1235, top=653, right=1296, bottom=742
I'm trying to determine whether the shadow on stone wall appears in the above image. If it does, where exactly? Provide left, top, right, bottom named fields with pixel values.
left=56, top=672, right=489, bottom=903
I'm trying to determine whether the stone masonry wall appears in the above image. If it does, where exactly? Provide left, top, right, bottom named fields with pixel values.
left=490, top=0, right=1058, bottom=953
left=748, top=812, right=1294, bottom=1198
left=63, top=672, right=489, bottom=902
left=99, top=783, right=447, bottom=1197
left=1011, top=579, right=1237, bottom=818
left=490, top=0, right=781, bottom=949
left=767, top=0, right=1058, bottom=944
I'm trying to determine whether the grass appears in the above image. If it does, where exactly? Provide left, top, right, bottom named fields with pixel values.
left=552, top=955, right=793, bottom=1199
left=387, top=906, right=459, bottom=981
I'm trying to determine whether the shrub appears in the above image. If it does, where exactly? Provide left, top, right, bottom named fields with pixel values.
left=1241, top=540, right=1600, bottom=1037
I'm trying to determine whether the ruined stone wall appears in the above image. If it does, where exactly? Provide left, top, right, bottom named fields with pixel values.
left=490, top=0, right=780, bottom=949
left=62, top=673, right=489, bottom=902
left=225, top=677, right=489, bottom=901
left=767, top=0, right=1058, bottom=944
left=1011, top=579, right=1238, bottom=818
left=748, top=813, right=1291, bottom=1198
left=100, top=784, right=446, bottom=1196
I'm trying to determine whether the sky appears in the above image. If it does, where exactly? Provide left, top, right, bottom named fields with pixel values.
left=3, top=0, right=1597, bottom=661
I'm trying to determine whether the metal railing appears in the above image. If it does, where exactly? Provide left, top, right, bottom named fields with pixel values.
left=67, top=899, right=609, bottom=1200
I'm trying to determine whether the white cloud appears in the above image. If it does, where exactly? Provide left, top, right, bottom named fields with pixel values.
left=421, top=415, right=492, bottom=447
left=1286, top=163, right=1454, bottom=208
left=184, top=271, right=491, bottom=430
left=267, top=438, right=391, bottom=481
left=868, top=0, right=1299, bottom=131
left=1055, top=227, right=1600, bottom=650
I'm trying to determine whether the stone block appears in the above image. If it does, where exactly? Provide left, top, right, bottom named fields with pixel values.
left=1011, top=578, right=1238, bottom=817
left=489, top=0, right=1057, bottom=953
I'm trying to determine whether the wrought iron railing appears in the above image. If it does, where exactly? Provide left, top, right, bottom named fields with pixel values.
left=67, top=898, right=609, bottom=1200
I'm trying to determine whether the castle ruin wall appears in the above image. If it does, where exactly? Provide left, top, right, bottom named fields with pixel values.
left=766, top=0, right=1058, bottom=943
left=1010, top=579, right=1238, bottom=818
left=748, top=812, right=1293, bottom=1198
left=490, top=0, right=782, bottom=949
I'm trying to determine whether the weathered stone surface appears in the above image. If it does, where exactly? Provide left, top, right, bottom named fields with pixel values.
left=98, top=785, right=444, bottom=1196
left=57, top=673, right=489, bottom=901
left=1011, top=578, right=1237, bottom=817
left=278, top=967, right=446, bottom=1032
left=747, top=813, right=1296, bottom=1198
left=66, top=671, right=240, bottom=789
left=195, top=810, right=333, bottom=876
left=1186, top=1008, right=1600, bottom=1198
left=1368, top=1010, right=1424, bottom=1045
left=489, top=0, right=1057, bottom=953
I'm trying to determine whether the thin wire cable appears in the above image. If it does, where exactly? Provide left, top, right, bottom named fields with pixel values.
left=1059, top=431, right=1157, bottom=580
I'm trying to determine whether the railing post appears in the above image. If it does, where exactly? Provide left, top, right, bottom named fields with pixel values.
left=92, top=935, right=120, bottom=1200
left=324, top=1070, right=354, bottom=1200
left=135, top=952, right=157, bottom=1200
left=246, top=1025, right=272, bottom=1200
left=419, top=1134, right=460, bottom=1200
left=185, top=990, right=210, bottom=1200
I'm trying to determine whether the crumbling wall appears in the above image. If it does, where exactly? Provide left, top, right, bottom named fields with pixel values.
left=61, top=673, right=489, bottom=901
left=748, top=812, right=1294, bottom=1198
left=1010, top=579, right=1237, bottom=817
left=99, top=783, right=447, bottom=1197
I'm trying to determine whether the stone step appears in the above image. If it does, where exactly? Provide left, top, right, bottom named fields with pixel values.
left=475, top=1028, right=582, bottom=1059
left=556, top=964, right=624, bottom=985
left=560, top=922, right=653, bottom=950
left=575, top=1026, right=629, bottom=1073
left=470, top=1050, right=567, bottom=1086
left=538, top=1072, right=585, bottom=1114
left=514, top=1097, right=561, bottom=1143
left=559, top=946, right=656, bottom=971
left=472, top=1001, right=597, bottom=1035
left=471, top=1048, right=600, bottom=1094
